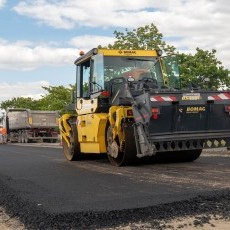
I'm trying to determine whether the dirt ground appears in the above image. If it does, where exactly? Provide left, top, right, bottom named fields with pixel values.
left=103, top=217, right=230, bottom=230
left=1, top=207, right=229, bottom=230
left=168, top=216, right=230, bottom=230
left=0, top=208, right=25, bottom=230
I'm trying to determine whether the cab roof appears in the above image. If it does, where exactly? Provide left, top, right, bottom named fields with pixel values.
left=74, top=48, right=160, bottom=65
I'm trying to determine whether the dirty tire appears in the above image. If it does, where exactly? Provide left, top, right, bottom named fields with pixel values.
left=107, top=123, right=137, bottom=166
left=62, top=122, right=81, bottom=161
left=153, top=149, right=202, bottom=163
left=176, top=149, right=202, bottom=162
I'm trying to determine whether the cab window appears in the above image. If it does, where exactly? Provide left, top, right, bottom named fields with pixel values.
left=161, top=56, right=180, bottom=89
left=76, top=60, right=90, bottom=98
left=91, top=54, right=104, bottom=93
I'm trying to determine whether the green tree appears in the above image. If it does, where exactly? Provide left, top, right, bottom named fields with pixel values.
left=0, top=97, right=39, bottom=110
left=98, top=23, right=176, bottom=54
left=99, top=23, right=229, bottom=90
left=0, top=85, right=74, bottom=114
left=178, top=48, right=230, bottom=89
left=38, top=85, right=73, bottom=114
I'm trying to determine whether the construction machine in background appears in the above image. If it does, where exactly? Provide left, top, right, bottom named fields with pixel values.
left=6, top=109, right=59, bottom=143
left=59, top=48, right=230, bottom=166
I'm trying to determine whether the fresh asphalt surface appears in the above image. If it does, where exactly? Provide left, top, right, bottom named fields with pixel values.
left=0, top=143, right=230, bottom=215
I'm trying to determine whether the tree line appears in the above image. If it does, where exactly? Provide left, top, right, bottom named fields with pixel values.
left=1, top=23, right=229, bottom=114
left=0, top=85, right=73, bottom=115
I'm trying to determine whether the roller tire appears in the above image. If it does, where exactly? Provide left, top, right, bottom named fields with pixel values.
left=63, top=122, right=81, bottom=161
left=107, top=123, right=137, bottom=166
left=153, top=149, right=202, bottom=163
left=175, top=149, right=202, bottom=162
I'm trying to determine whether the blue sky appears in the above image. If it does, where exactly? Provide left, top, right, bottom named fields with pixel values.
left=0, top=0, right=229, bottom=105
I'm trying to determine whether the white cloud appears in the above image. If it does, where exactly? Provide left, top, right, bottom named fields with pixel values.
left=12, top=0, right=230, bottom=69
left=0, top=39, right=78, bottom=70
left=12, top=0, right=229, bottom=31
left=0, top=35, right=116, bottom=71
left=0, top=0, right=6, bottom=9
left=0, top=81, right=49, bottom=102
left=69, top=35, right=115, bottom=50
left=1, top=0, right=230, bottom=104
left=13, top=0, right=204, bottom=29
left=13, top=0, right=159, bottom=29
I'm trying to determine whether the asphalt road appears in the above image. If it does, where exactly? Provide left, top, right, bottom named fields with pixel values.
left=0, top=143, right=230, bottom=215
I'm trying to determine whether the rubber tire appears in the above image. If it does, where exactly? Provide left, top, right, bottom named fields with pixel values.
left=21, top=134, right=25, bottom=143
left=24, top=134, right=28, bottom=143
left=106, top=123, right=137, bottom=166
left=175, top=149, right=202, bottom=162
left=62, top=122, right=81, bottom=161
left=153, top=149, right=202, bottom=163
left=106, top=126, right=124, bottom=166
left=18, top=133, right=21, bottom=143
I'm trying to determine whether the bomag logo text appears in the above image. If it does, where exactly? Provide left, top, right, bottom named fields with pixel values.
left=186, top=107, right=206, bottom=113
left=124, top=51, right=136, bottom=54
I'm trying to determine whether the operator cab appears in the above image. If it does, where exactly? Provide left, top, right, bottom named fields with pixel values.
left=74, top=48, right=180, bottom=115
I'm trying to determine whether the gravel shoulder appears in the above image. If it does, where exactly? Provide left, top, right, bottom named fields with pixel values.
left=0, top=188, right=230, bottom=229
left=0, top=207, right=230, bottom=230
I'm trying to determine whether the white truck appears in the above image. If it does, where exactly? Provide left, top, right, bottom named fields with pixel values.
left=6, top=109, right=59, bottom=143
